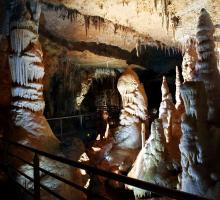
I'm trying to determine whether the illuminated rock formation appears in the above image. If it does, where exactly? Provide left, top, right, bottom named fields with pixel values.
left=8, top=0, right=57, bottom=144
left=195, top=8, right=220, bottom=125
left=7, top=1, right=83, bottom=199
left=159, top=75, right=182, bottom=161
left=179, top=81, right=220, bottom=199
left=117, top=68, right=148, bottom=127
left=159, top=76, right=175, bottom=143
left=175, top=66, right=182, bottom=110
left=75, top=67, right=117, bottom=109
left=127, top=119, right=178, bottom=199
left=174, top=66, right=184, bottom=132
left=182, top=38, right=197, bottom=82
left=178, top=10, right=220, bottom=199
left=76, top=77, right=93, bottom=110
left=104, top=68, right=148, bottom=172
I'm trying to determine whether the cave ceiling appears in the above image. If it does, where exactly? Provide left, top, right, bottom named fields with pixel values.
left=39, top=0, right=220, bottom=68
left=41, top=0, right=220, bottom=45
left=1, top=0, right=220, bottom=69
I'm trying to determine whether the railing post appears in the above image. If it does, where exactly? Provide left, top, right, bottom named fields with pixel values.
left=60, top=119, right=63, bottom=140
left=33, top=153, right=40, bottom=200
left=80, top=115, right=83, bottom=129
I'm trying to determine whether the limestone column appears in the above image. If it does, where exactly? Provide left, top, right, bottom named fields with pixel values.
left=8, top=0, right=58, bottom=149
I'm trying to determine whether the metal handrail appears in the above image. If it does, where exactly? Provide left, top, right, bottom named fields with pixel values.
left=0, top=138, right=212, bottom=200
left=46, top=113, right=97, bottom=139
left=46, top=113, right=96, bottom=121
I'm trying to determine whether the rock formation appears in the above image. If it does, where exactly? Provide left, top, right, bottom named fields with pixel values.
left=178, top=9, right=220, bottom=199
left=8, top=0, right=58, bottom=144
left=127, top=70, right=183, bottom=199
left=159, top=76, right=174, bottom=143
left=179, top=81, right=220, bottom=199
left=195, top=8, right=220, bottom=125
left=127, top=119, right=178, bottom=199
left=182, top=38, right=197, bottom=82
left=75, top=77, right=93, bottom=110
left=175, top=65, right=185, bottom=119
left=104, top=68, right=148, bottom=172
left=7, top=1, right=84, bottom=199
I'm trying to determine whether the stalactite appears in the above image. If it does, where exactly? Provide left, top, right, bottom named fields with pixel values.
left=43, top=2, right=107, bottom=35
left=153, top=0, right=170, bottom=33
left=94, top=68, right=116, bottom=80
left=10, top=29, right=38, bottom=53
left=136, top=39, right=141, bottom=57
left=43, top=2, right=79, bottom=22
left=9, top=55, right=44, bottom=85
left=91, top=16, right=104, bottom=31
left=154, top=0, right=158, bottom=10
left=12, top=87, right=43, bottom=100
left=84, top=15, right=90, bottom=35
left=12, top=100, right=45, bottom=112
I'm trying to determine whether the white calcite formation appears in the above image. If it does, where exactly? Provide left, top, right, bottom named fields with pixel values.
left=127, top=119, right=177, bottom=199
left=9, top=2, right=45, bottom=114
left=178, top=10, right=220, bottom=200
left=159, top=75, right=182, bottom=161
left=182, top=38, right=197, bottom=82
left=75, top=68, right=116, bottom=109
left=159, top=76, right=176, bottom=143
left=75, top=78, right=93, bottom=109
left=175, top=66, right=184, bottom=113
left=104, top=68, right=148, bottom=172
left=8, top=1, right=83, bottom=199
left=179, top=81, right=220, bottom=199
left=117, top=68, right=148, bottom=125
left=195, top=8, right=220, bottom=125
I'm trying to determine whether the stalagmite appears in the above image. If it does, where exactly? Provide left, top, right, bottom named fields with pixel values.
left=103, top=68, right=148, bottom=172
left=127, top=119, right=178, bottom=199
left=178, top=10, right=220, bottom=199
left=117, top=68, right=148, bottom=125
left=195, top=8, right=220, bottom=125
left=179, top=81, right=220, bottom=199
left=159, top=76, right=182, bottom=162
left=175, top=66, right=183, bottom=111
left=159, top=76, right=174, bottom=143
left=182, top=37, right=197, bottom=82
